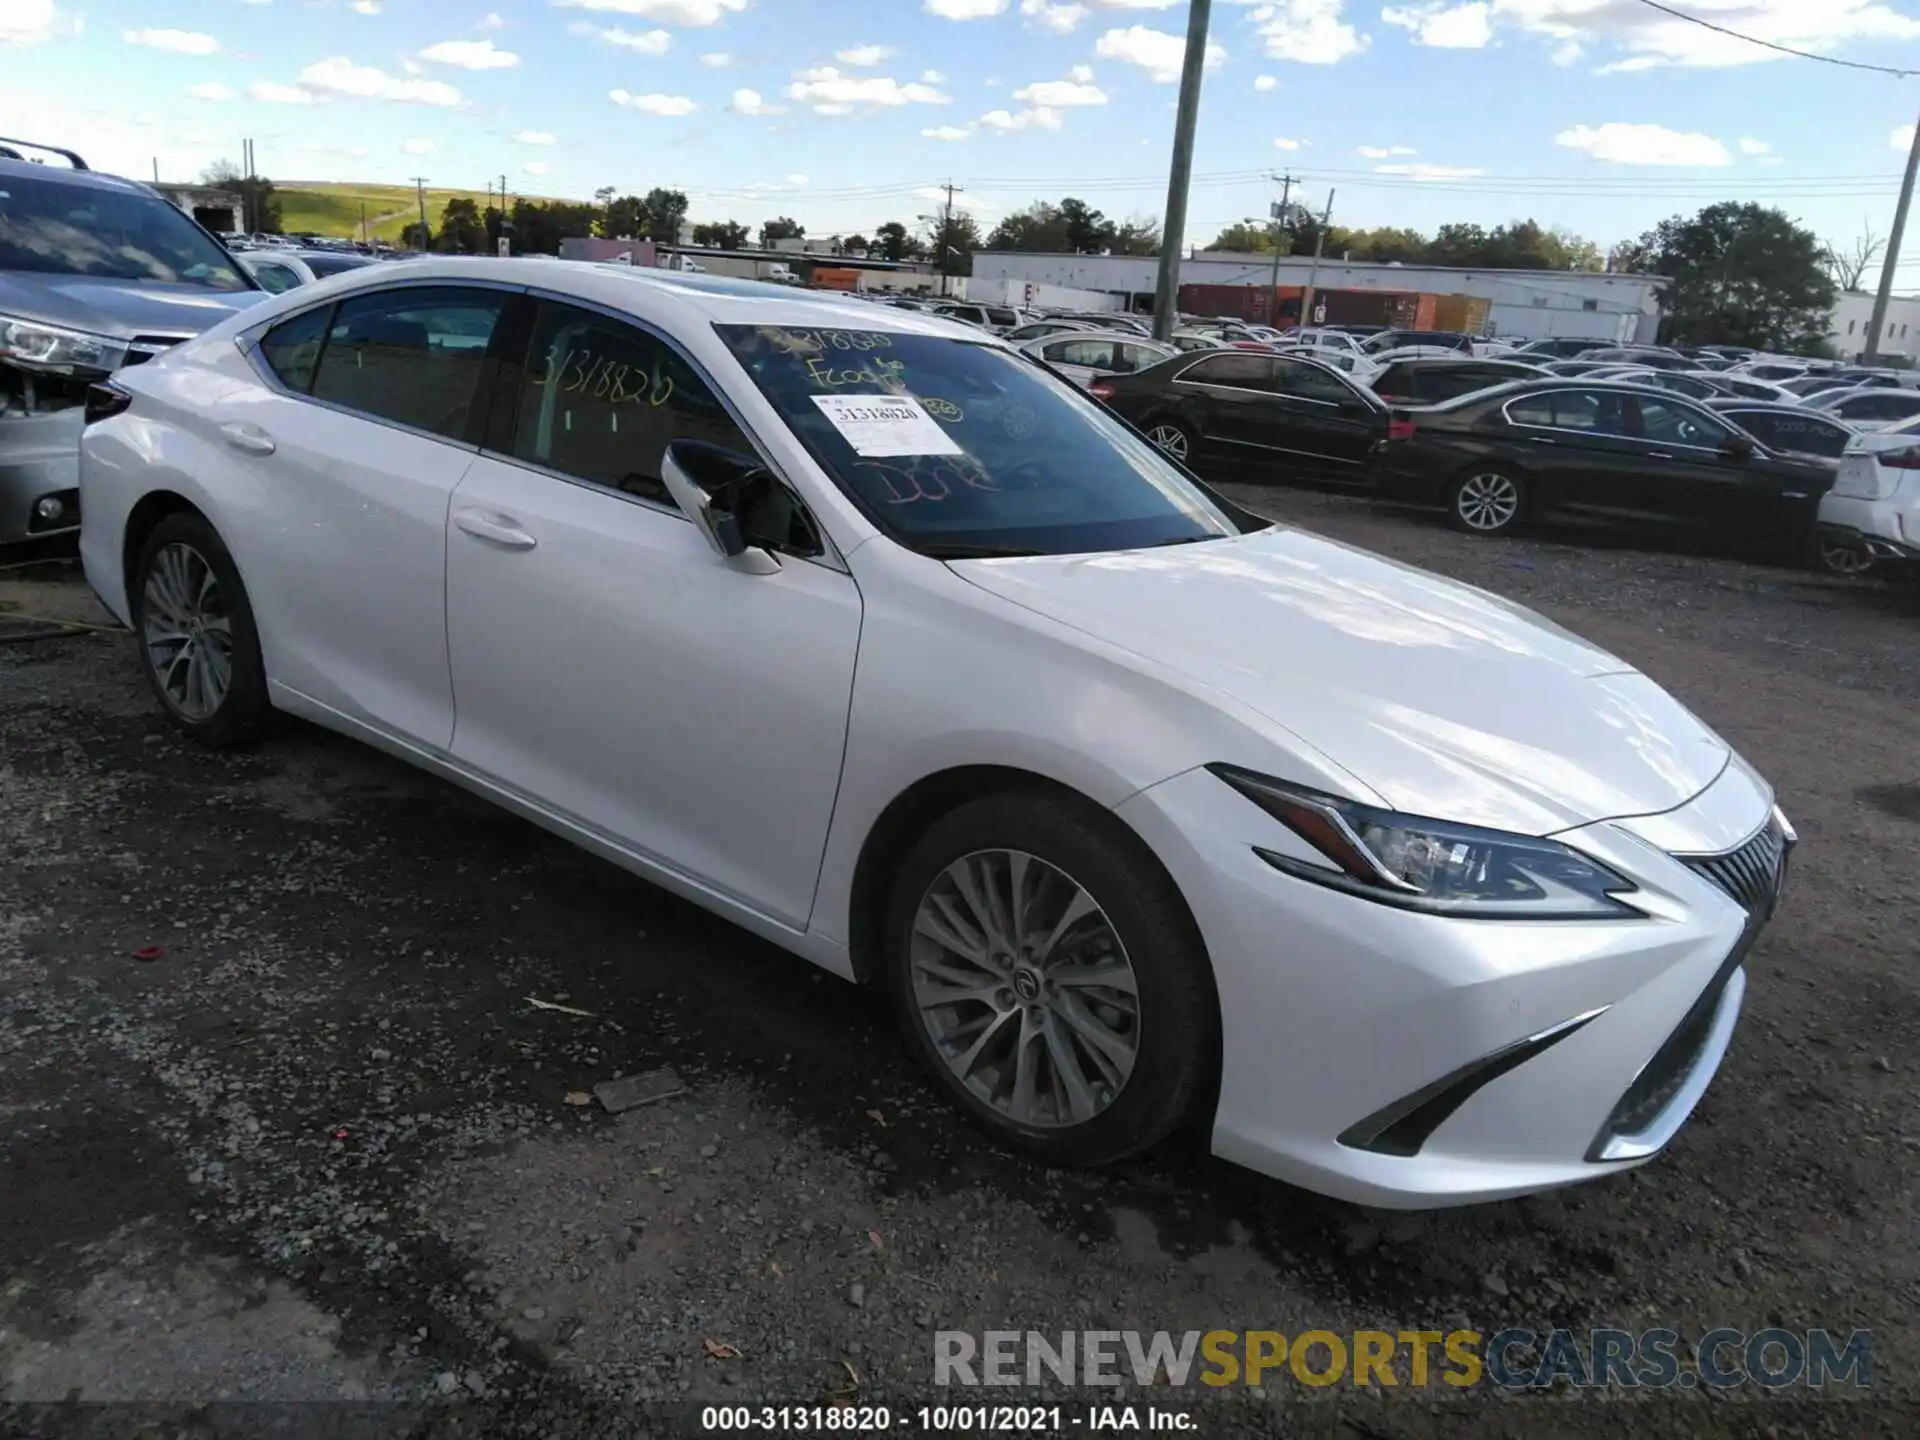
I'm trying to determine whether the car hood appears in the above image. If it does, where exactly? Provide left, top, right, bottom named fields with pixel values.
left=953, top=526, right=1731, bottom=835
left=0, top=273, right=265, bottom=339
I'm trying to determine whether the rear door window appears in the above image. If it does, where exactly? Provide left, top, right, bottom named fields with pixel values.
left=308, top=286, right=507, bottom=440
left=1633, top=396, right=1735, bottom=449
left=1179, top=353, right=1274, bottom=389
left=1507, top=389, right=1630, bottom=435
left=1271, top=358, right=1358, bottom=404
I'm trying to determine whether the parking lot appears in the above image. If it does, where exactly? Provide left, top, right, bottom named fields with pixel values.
left=2, top=490, right=1916, bottom=1438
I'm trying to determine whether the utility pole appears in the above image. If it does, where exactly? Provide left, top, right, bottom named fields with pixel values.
left=1266, top=171, right=1298, bottom=327
left=410, top=175, right=430, bottom=249
left=241, top=137, right=254, bottom=233
left=1865, top=107, right=1920, bottom=364
left=1297, top=188, right=1335, bottom=329
left=1150, top=0, right=1212, bottom=342
left=937, top=179, right=962, bottom=297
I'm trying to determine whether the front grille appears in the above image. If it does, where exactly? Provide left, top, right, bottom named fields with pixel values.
left=1604, top=981, right=1726, bottom=1138
left=1682, top=816, right=1788, bottom=915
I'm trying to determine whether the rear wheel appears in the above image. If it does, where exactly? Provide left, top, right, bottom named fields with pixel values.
left=1448, top=468, right=1526, bottom=536
left=1812, top=533, right=1876, bottom=578
left=1144, top=418, right=1195, bottom=465
left=885, top=793, right=1215, bottom=1168
left=131, top=512, right=275, bottom=747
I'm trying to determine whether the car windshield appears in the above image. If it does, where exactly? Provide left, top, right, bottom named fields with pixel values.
left=0, top=173, right=252, bottom=290
left=716, top=323, right=1244, bottom=557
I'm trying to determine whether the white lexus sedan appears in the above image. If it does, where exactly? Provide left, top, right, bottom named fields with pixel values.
left=77, top=259, right=1794, bottom=1209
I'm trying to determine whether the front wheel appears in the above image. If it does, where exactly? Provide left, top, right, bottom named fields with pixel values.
left=131, top=511, right=275, bottom=747
left=1448, top=468, right=1527, bottom=536
left=885, top=793, right=1217, bottom=1169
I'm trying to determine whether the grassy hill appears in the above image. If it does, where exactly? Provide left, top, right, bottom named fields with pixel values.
left=276, top=181, right=574, bottom=244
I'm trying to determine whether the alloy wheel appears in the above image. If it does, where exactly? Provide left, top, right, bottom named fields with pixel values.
left=1455, top=472, right=1521, bottom=532
left=1818, top=539, right=1875, bottom=577
left=909, top=848, right=1141, bottom=1129
left=141, top=542, right=234, bottom=722
left=1147, top=425, right=1189, bottom=461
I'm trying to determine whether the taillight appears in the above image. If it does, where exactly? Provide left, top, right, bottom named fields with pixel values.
left=1089, top=379, right=1116, bottom=402
left=84, top=382, right=132, bottom=425
left=1387, top=418, right=1417, bottom=441
left=1879, top=445, right=1920, bottom=469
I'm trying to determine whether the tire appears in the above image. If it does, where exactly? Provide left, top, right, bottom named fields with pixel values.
left=884, top=791, right=1217, bottom=1169
left=1143, top=417, right=1197, bottom=466
left=1447, top=467, right=1527, bottom=536
left=130, top=511, right=275, bottom=748
left=1809, top=532, right=1876, bottom=579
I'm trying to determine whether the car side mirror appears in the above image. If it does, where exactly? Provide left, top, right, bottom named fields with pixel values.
left=660, top=441, right=783, bottom=575
left=1721, top=434, right=1756, bottom=462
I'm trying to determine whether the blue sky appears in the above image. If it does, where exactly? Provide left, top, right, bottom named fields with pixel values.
left=3, top=0, right=1917, bottom=281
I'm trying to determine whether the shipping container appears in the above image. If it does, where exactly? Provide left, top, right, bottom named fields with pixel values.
left=1178, top=283, right=1273, bottom=324
left=1429, top=293, right=1493, bottom=335
left=1316, top=290, right=1418, bottom=328
left=809, top=266, right=862, bottom=292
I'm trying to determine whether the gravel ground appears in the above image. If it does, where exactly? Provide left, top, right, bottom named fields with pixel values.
left=2, top=492, right=1917, bottom=1439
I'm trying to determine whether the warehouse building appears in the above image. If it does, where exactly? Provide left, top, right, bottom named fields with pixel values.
left=968, top=251, right=1664, bottom=344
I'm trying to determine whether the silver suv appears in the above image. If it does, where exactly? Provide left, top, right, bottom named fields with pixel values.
left=1, top=140, right=267, bottom=544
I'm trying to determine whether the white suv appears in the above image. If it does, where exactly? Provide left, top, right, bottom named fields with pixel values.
left=1818, top=415, right=1920, bottom=571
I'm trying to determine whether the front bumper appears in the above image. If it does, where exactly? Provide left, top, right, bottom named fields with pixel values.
left=0, top=408, right=85, bottom=545
left=1114, top=758, right=1785, bottom=1208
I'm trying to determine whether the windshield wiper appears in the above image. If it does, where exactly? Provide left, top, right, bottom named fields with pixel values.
left=918, top=542, right=1045, bottom=559
left=1149, top=534, right=1221, bottom=547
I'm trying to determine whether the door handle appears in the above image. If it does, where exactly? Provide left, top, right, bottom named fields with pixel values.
left=453, top=507, right=537, bottom=550
left=220, top=421, right=275, bottom=455
left=1647, top=451, right=1675, bottom=460
left=1525, top=435, right=1558, bottom=445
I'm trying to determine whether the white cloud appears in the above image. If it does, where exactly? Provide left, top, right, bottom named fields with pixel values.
left=123, top=28, right=220, bottom=55
left=552, top=0, right=746, bottom=23
left=730, top=87, right=785, bottom=115
left=418, top=38, right=519, bottom=68
left=249, top=80, right=315, bottom=104
left=186, top=81, right=234, bottom=101
left=570, top=23, right=673, bottom=52
left=1020, top=0, right=1087, bottom=31
left=1246, top=0, right=1369, bottom=65
left=351, top=0, right=382, bottom=14
left=524, top=160, right=549, bottom=174
left=926, top=0, right=1009, bottom=18
left=788, top=66, right=951, bottom=112
left=401, top=137, right=436, bottom=154
left=923, top=68, right=946, bottom=81
left=1381, top=2, right=1489, bottom=48
left=1094, top=25, right=1226, bottom=81
left=1272, top=136, right=1304, bottom=150
left=1555, top=122, right=1730, bottom=167
left=609, top=89, right=698, bottom=114
left=1896, top=124, right=1917, bottom=152
left=299, top=56, right=463, bottom=105
left=1550, top=39, right=1581, bottom=65
left=513, top=129, right=556, bottom=144
left=922, top=124, right=972, bottom=139
left=1737, top=136, right=1770, bottom=156
left=1, top=0, right=66, bottom=47
left=837, top=43, right=893, bottom=65
left=1253, top=73, right=1278, bottom=90
left=1069, top=62, right=1094, bottom=80
left=1496, top=0, right=1920, bottom=72
left=700, top=50, right=732, bottom=65
left=978, top=105, right=1064, bottom=131
left=301, top=140, right=369, bottom=157
left=478, top=12, right=506, bottom=30
left=787, top=172, right=809, bottom=185
left=1372, top=163, right=1487, bottom=179
left=1356, top=144, right=1416, bottom=158
left=1015, top=76, right=1108, bottom=105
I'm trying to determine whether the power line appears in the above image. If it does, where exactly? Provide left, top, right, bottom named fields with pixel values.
left=1626, top=0, right=1920, bottom=78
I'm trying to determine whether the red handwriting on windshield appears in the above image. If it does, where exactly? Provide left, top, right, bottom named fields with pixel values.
left=856, top=458, right=999, bottom=504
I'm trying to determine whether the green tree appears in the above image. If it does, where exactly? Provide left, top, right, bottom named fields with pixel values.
left=691, top=220, right=751, bottom=248
left=987, top=202, right=1067, bottom=252
left=1110, top=217, right=1160, bottom=256
left=1206, top=221, right=1279, bottom=253
left=842, top=232, right=871, bottom=254
left=925, top=210, right=982, bottom=277
left=873, top=220, right=916, bottom=262
left=602, top=194, right=645, bottom=239
left=640, top=187, right=689, bottom=244
left=1621, top=201, right=1836, bottom=351
left=437, top=196, right=486, bottom=254
left=399, top=219, right=433, bottom=250
left=760, top=216, right=805, bottom=246
left=1058, top=197, right=1111, bottom=253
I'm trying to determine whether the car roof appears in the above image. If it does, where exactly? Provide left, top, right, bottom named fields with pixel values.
left=0, top=157, right=163, bottom=198
left=272, top=256, right=994, bottom=341
left=1706, top=400, right=1844, bottom=418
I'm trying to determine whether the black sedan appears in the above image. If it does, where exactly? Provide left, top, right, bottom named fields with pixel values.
left=1091, top=350, right=1385, bottom=480
left=1366, top=356, right=1549, bottom=405
left=1369, top=380, right=1841, bottom=555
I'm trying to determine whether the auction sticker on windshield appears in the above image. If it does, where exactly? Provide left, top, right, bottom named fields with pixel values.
left=810, top=394, right=963, bottom=458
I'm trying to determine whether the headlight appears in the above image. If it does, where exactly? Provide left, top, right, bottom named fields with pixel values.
left=0, top=316, right=129, bottom=376
left=1209, top=765, right=1643, bottom=920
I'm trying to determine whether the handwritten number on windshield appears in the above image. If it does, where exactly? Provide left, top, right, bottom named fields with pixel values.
left=534, top=345, right=673, bottom=407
